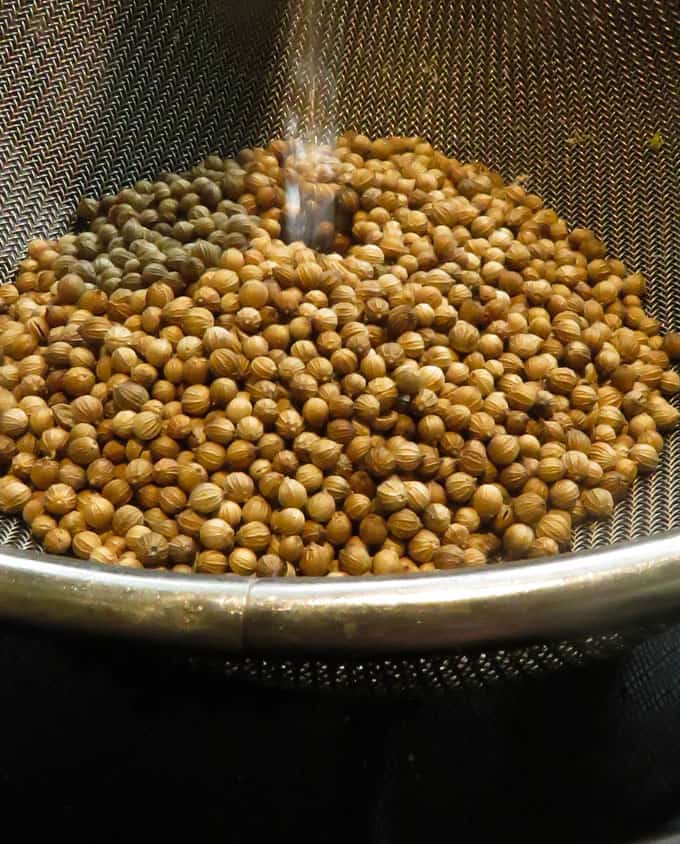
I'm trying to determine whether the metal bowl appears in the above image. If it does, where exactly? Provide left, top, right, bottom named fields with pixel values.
left=1, top=0, right=679, bottom=681
left=0, top=533, right=679, bottom=653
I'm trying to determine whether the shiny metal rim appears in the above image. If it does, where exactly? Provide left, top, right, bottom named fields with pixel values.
left=1, top=532, right=679, bottom=652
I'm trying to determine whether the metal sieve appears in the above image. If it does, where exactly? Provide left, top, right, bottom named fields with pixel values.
left=1, top=0, right=679, bottom=689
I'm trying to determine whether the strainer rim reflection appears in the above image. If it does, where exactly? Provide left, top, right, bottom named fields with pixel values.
left=0, top=528, right=678, bottom=652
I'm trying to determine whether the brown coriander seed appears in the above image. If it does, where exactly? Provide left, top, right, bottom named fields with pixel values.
left=535, top=510, right=572, bottom=547
left=549, top=479, right=581, bottom=510
left=375, top=476, right=408, bottom=513
left=112, top=504, right=144, bottom=535
left=126, top=458, right=154, bottom=488
left=21, top=493, right=43, bottom=524
left=178, top=462, right=209, bottom=493
left=339, top=539, right=372, bottom=575
left=302, top=397, right=329, bottom=428
left=486, top=435, right=519, bottom=467
left=236, top=415, right=264, bottom=442
left=135, top=531, right=169, bottom=567
left=306, top=491, right=336, bottom=523
left=168, top=535, right=197, bottom=566
left=30, top=514, right=57, bottom=540
left=0, top=477, right=33, bottom=513
left=422, top=503, right=451, bottom=534
left=118, top=555, right=144, bottom=570
left=344, top=493, right=373, bottom=521
left=226, top=396, right=252, bottom=423
left=43, top=483, right=77, bottom=516
left=662, top=333, right=680, bottom=361
left=59, top=510, right=87, bottom=535
left=132, top=410, right=162, bottom=441
left=81, top=494, right=114, bottom=531
left=302, top=520, right=325, bottom=545
left=71, top=395, right=103, bottom=425
left=182, top=384, right=211, bottom=416
left=373, top=548, right=406, bottom=574
left=223, top=471, right=254, bottom=503
left=408, top=529, right=440, bottom=563
left=229, top=547, right=257, bottom=575
left=527, top=536, right=560, bottom=559
left=256, top=554, right=286, bottom=577
left=43, top=527, right=72, bottom=555
left=90, top=546, right=119, bottom=565
left=456, top=507, right=481, bottom=533
left=236, top=521, right=271, bottom=552
left=158, top=486, right=187, bottom=515
left=67, top=436, right=100, bottom=466
left=463, top=547, right=487, bottom=567
left=30, top=458, right=60, bottom=490
left=274, top=507, right=305, bottom=536
left=204, top=416, right=235, bottom=446
left=580, top=487, right=615, bottom=519
left=86, top=459, right=115, bottom=489
left=387, top=508, right=422, bottom=540
left=199, top=519, right=235, bottom=551
left=0, top=408, right=29, bottom=438
left=176, top=508, right=205, bottom=538
left=195, top=550, right=227, bottom=574
left=472, top=484, right=503, bottom=519
left=138, top=484, right=161, bottom=510
left=403, top=480, right=431, bottom=512
left=445, top=473, right=476, bottom=505
left=432, top=545, right=465, bottom=570
left=325, top=511, right=353, bottom=546
left=278, top=478, right=308, bottom=509
left=72, top=531, right=102, bottom=559
left=188, top=482, right=223, bottom=515
left=152, top=458, right=179, bottom=486
left=503, top=524, right=535, bottom=559
left=299, top=543, right=331, bottom=576
left=278, top=534, right=304, bottom=563
left=241, top=496, right=271, bottom=524
left=359, top=513, right=388, bottom=547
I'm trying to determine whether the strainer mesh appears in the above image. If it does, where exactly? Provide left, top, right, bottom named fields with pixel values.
left=1, top=0, right=679, bottom=687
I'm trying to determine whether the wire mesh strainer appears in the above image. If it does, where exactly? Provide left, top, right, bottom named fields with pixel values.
left=1, top=0, right=680, bottom=689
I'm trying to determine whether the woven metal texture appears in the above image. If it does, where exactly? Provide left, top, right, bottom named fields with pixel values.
left=1, top=0, right=679, bottom=686
left=212, top=633, right=636, bottom=695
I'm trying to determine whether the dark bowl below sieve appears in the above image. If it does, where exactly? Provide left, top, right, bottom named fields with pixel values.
left=0, top=0, right=679, bottom=690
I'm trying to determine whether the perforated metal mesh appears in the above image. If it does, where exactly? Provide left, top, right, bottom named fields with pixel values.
left=1, top=0, right=679, bottom=686
left=211, top=633, right=637, bottom=694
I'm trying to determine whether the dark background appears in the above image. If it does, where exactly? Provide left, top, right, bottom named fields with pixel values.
left=3, top=624, right=680, bottom=842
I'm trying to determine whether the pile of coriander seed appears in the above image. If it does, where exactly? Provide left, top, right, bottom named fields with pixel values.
left=0, top=132, right=678, bottom=577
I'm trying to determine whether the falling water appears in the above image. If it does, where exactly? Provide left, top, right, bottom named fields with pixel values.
left=283, top=0, right=338, bottom=249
